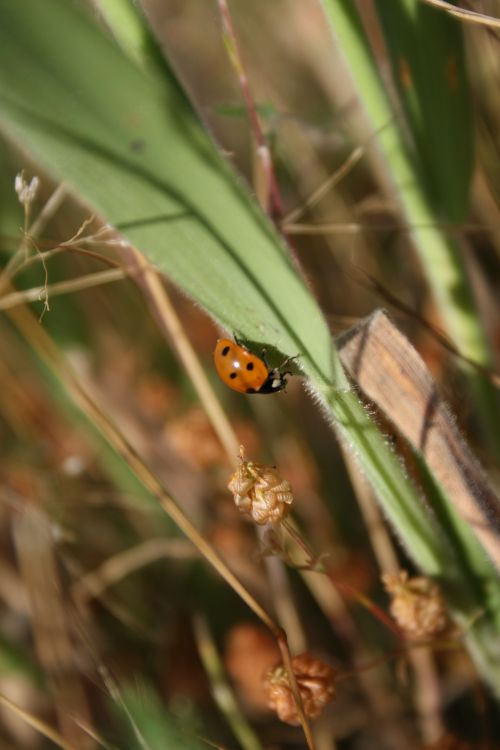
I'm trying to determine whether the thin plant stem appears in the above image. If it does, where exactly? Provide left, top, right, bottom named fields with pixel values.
left=217, top=0, right=308, bottom=278
left=417, top=0, right=500, bottom=27
left=217, top=0, right=283, bottom=219
left=3, top=288, right=316, bottom=750
left=120, top=245, right=240, bottom=464
left=340, top=447, right=445, bottom=743
left=0, top=182, right=66, bottom=293
left=29, top=181, right=67, bottom=237
left=0, top=267, right=128, bottom=310
left=282, top=518, right=401, bottom=637
left=283, top=221, right=497, bottom=235
left=0, top=693, right=80, bottom=750
left=72, top=538, right=195, bottom=604
left=283, top=145, right=365, bottom=226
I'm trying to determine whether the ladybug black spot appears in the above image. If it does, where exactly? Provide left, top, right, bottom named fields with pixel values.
left=222, top=346, right=230, bottom=356
left=246, top=362, right=254, bottom=371
left=229, top=372, right=237, bottom=380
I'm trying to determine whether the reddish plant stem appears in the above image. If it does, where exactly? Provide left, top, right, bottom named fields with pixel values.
left=283, top=519, right=403, bottom=638
left=218, top=0, right=284, bottom=219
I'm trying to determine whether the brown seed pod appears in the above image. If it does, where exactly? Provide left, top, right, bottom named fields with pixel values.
left=382, top=570, right=449, bottom=639
left=227, top=446, right=294, bottom=525
left=263, top=652, right=336, bottom=726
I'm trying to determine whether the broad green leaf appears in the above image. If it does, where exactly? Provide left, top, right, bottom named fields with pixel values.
left=0, top=0, right=442, bottom=568
left=0, top=0, right=335, bottom=387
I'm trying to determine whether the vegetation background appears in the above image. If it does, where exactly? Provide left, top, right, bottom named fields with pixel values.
left=0, top=0, right=499, bottom=748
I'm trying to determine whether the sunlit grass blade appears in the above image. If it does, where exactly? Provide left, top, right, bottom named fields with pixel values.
left=320, top=0, right=500, bottom=457
left=0, top=0, right=335, bottom=386
left=375, top=0, right=473, bottom=222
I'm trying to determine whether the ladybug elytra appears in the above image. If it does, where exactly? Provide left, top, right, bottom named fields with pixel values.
left=214, top=338, right=295, bottom=394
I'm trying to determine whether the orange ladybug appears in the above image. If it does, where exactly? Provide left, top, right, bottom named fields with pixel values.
left=214, top=338, right=295, bottom=395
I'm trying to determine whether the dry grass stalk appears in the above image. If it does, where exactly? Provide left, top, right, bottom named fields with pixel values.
left=12, top=505, right=94, bottom=749
left=340, top=447, right=445, bottom=743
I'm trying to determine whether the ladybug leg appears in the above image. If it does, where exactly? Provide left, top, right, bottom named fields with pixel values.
left=259, top=347, right=269, bottom=367
left=278, top=354, right=299, bottom=372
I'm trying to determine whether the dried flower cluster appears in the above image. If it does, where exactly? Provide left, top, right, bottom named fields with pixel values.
left=227, top=446, right=293, bottom=525
left=383, top=570, right=449, bottom=639
left=264, top=652, right=336, bottom=725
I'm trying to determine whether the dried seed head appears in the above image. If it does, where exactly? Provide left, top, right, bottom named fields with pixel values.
left=227, top=446, right=294, bottom=525
left=15, top=172, right=40, bottom=207
left=382, top=570, right=449, bottom=639
left=264, top=652, right=336, bottom=726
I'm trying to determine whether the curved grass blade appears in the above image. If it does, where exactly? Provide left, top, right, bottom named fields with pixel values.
left=375, top=0, right=473, bottom=222
left=320, top=0, right=500, bottom=457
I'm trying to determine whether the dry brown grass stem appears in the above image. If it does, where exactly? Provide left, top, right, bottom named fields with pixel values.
left=283, top=145, right=364, bottom=226
left=29, top=182, right=68, bottom=237
left=340, top=447, right=399, bottom=575
left=283, top=221, right=497, bottom=236
left=13, top=505, right=95, bottom=748
left=72, top=538, right=195, bottom=604
left=5, top=293, right=316, bottom=749
left=0, top=267, right=127, bottom=310
left=340, top=447, right=445, bottom=742
left=263, top=551, right=308, bottom=654
left=6, top=298, right=274, bottom=627
left=418, top=0, right=500, bottom=27
left=2, top=191, right=313, bottom=746
left=120, top=247, right=314, bottom=736
left=0, top=692, right=81, bottom=750
left=121, top=246, right=240, bottom=464
left=299, top=567, right=415, bottom=750
left=217, top=0, right=283, bottom=219
left=410, top=646, right=446, bottom=743
left=0, top=182, right=67, bottom=293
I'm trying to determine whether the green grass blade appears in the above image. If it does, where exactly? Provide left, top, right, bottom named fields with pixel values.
left=115, top=683, right=208, bottom=750
left=0, top=0, right=335, bottom=386
left=375, top=0, right=473, bottom=222
left=320, top=0, right=500, bottom=456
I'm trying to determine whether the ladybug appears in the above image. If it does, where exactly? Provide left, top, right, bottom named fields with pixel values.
left=214, top=338, right=295, bottom=394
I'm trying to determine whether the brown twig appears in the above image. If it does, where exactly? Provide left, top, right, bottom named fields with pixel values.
left=418, top=0, right=500, bottom=28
